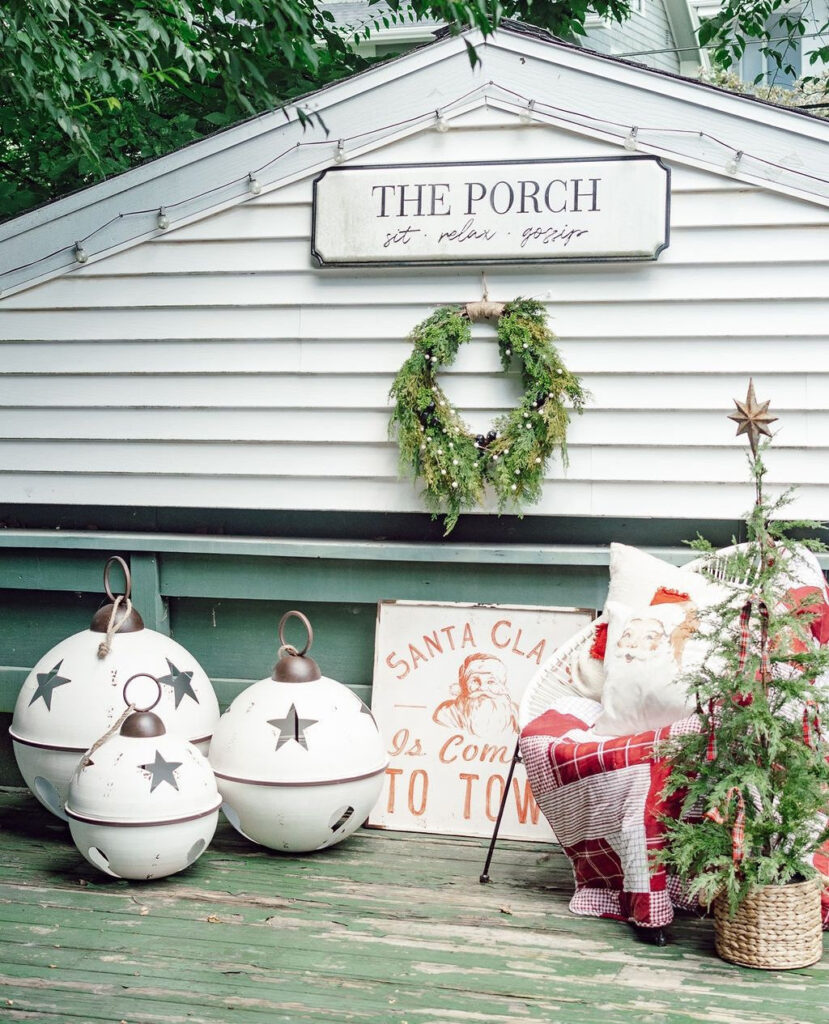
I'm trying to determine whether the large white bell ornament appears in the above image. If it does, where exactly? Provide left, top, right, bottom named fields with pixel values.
left=209, top=610, right=387, bottom=853
left=9, top=556, right=220, bottom=820
left=65, top=674, right=221, bottom=880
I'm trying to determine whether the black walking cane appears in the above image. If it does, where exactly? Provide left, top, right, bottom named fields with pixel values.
left=479, top=738, right=522, bottom=883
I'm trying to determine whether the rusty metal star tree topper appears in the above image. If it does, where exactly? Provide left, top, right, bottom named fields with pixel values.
left=728, top=379, right=777, bottom=455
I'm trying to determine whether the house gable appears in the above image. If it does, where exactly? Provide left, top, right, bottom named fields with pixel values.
left=0, top=20, right=826, bottom=300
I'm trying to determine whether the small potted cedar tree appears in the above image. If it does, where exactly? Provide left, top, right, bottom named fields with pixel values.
left=660, top=381, right=829, bottom=969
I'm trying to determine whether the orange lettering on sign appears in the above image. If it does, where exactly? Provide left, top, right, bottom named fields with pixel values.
left=409, top=643, right=427, bottom=669
left=440, top=624, right=457, bottom=650
left=385, top=651, right=409, bottom=679
left=459, top=772, right=479, bottom=819
left=512, top=628, right=526, bottom=657
left=409, top=769, right=429, bottom=816
left=512, top=778, right=541, bottom=824
left=491, top=619, right=511, bottom=648
left=439, top=734, right=463, bottom=764
left=385, top=767, right=403, bottom=813
left=486, top=774, right=505, bottom=822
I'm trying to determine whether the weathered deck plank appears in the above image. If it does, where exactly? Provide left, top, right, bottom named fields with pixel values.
left=0, top=789, right=827, bottom=1024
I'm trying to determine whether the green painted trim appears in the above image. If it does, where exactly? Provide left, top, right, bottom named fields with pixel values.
left=0, top=528, right=697, bottom=567
left=0, top=668, right=26, bottom=714
left=130, top=553, right=169, bottom=635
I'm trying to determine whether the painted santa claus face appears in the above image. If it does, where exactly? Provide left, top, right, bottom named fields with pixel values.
left=465, top=658, right=508, bottom=699
left=617, top=617, right=668, bottom=662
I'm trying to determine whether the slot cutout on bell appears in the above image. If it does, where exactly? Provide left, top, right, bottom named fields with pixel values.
left=34, top=776, right=67, bottom=820
left=87, top=846, right=120, bottom=877
left=330, top=806, right=355, bottom=832
left=186, top=839, right=206, bottom=865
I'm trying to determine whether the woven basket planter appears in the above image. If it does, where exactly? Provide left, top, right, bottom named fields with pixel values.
left=713, top=877, right=823, bottom=970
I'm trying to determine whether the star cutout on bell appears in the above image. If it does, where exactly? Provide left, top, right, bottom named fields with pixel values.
left=268, top=703, right=318, bottom=752
left=357, top=697, right=378, bottom=729
left=157, top=658, right=198, bottom=708
left=728, top=378, right=777, bottom=455
left=140, top=750, right=182, bottom=792
left=28, top=660, right=72, bottom=711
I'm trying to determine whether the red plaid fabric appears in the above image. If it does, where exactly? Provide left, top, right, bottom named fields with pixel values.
left=705, top=698, right=717, bottom=762
left=519, top=690, right=696, bottom=930
left=738, top=597, right=771, bottom=682
left=520, top=689, right=829, bottom=931
left=705, top=787, right=746, bottom=864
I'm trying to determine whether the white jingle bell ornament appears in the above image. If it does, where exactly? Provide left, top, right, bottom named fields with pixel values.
left=65, top=674, right=221, bottom=880
left=9, top=556, right=220, bottom=820
left=209, top=611, right=387, bottom=853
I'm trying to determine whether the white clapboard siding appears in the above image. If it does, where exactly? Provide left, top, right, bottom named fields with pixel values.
left=25, top=223, right=825, bottom=276
left=2, top=337, right=829, bottom=375
left=1, top=406, right=827, bottom=449
left=0, top=299, right=825, bottom=341
left=3, top=439, right=829, bottom=485
left=0, top=371, right=827, bottom=411
left=1, top=109, right=827, bottom=520
left=4, top=263, right=829, bottom=310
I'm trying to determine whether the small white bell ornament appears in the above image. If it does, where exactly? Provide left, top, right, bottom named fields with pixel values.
left=65, top=674, right=221, bottom=880
left=9, top=556, right=220, bottom=820
left=209, top=611, right=387, bottom=853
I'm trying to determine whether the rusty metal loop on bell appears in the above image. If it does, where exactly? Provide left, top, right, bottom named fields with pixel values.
left=278, top=610, right=313, bottom=657
left=122, top=673, right=162, bottom=713
left=104, top=555, right=132, bottom=602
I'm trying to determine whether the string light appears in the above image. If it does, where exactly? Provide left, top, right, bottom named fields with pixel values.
left=1, top=78, right=826, bottom=293
left=519, top=99, right=536, bottom=124
left=156, top=207, right=169, bottom=231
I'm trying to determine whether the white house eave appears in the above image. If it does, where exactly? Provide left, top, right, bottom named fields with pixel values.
left=1, top=22, right=827, bottom=299
left=491, top=29, right=829, bottom=142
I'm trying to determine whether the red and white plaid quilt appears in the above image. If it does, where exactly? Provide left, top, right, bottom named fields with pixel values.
left=519, top=692, right=829, bottom=930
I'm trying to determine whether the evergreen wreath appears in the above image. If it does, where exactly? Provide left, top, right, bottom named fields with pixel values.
left=389, top=297, right=587, bottom=534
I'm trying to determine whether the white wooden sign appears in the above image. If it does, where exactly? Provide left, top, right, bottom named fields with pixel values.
left=312, top=156, right=670, bottom=266
left=369, top=600, right=594, bottom=841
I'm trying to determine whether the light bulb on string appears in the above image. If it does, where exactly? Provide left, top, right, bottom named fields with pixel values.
left=334, top=140, right=346, bottom=163
left=157, top=207, right=169, bottom=231
left=624, top=127, right=638, bottom=152
left=435, top=109, right=449, bottom=133
left=247, top=173, right=262, bottom=195
left=73, top=242, right=88, bottom=264
left=726, top=150, right=743, bottom=175
left=519, top=100, right=536, bottom=124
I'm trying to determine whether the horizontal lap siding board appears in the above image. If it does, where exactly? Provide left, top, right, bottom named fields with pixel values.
left=0, top=123, right=827, bottom=520
left=583, top=0, right=682, bottom=75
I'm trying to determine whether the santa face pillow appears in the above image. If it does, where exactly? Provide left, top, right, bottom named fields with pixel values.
left=568, top=543, right=727, bottom=706
left=593, top=599, right=708, bottom=736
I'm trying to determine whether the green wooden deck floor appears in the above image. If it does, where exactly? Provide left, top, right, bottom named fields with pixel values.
left=1, top=788, right=827, bottom=1024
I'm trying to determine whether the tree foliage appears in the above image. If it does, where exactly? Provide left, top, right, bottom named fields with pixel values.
left=0, top=0, right=631, bottom=220
left=698, top=0, right=829, bottom=90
